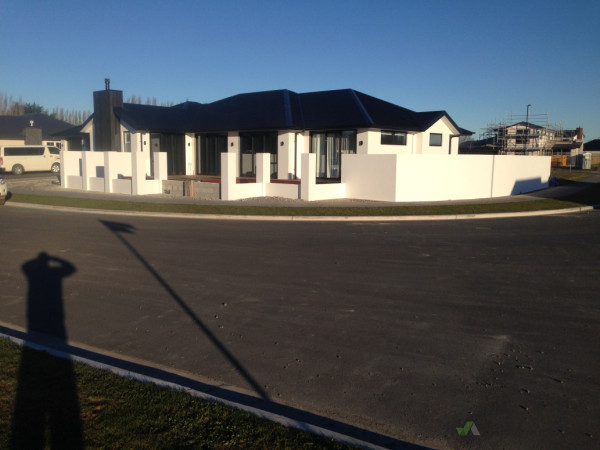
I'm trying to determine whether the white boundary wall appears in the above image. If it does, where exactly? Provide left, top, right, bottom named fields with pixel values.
left=342, top=154, right=551, bottom=202
left=60, top=150, right=167, bottom=195
left=222, top=153, right=550, bottom=202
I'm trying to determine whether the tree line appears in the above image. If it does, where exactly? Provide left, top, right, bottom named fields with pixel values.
left=1, top=92, right=174, bottom=125
left=0, top=92, right=91, bottom=125
left=125, top=95, right=174, bottom=107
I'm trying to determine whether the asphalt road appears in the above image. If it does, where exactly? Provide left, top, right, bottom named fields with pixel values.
left=1, top=205, right=598, bottom=449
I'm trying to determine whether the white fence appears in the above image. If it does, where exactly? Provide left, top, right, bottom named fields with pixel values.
left=342, top=154, right=551, bottom=202
left=62, top=150, right=551, bottom=202
left=60, top=150, right=168, bottom=195
left=220, top=153, right=343, bottom=201
left=221, top=153, right=550, bottom=202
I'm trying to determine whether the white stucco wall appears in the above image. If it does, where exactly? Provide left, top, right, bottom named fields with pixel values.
left=300, top=153, right=345, bottom=201
left=60, top=149, right=166, bottom=195
left=342, top=154, right=550, bottom=202
left=277, top=131, right=295, bottom=180
left=491, top=155, right=551, bottom=196
left=342, top=154, right=399, bottom=202
left=295, top=131, right=309, bottom=180
left=185, top=133, right=195, bottom=175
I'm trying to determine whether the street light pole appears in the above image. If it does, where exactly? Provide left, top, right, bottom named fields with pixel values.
left=525, top=104, right=531, bottom=153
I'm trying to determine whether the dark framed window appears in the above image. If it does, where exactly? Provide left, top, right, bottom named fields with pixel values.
left=429, top=133, right=442, bottom=146
left=381, top=130, right=407, bottom=145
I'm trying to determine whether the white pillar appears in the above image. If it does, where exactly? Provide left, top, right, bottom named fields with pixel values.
left=132, top=150, right=146, bottom=195
left=256, top=153, right=270, bottom=189
left=300, top=153, right=316, bottom=201
left=221, top=152, right=237, bottom=200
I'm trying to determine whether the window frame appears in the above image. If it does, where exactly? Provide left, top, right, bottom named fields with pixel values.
left=123, top=131, right=131, bottom=152
left=381, top=130, right=407, bottom=146
left=429, top=133, right=443, bottom=147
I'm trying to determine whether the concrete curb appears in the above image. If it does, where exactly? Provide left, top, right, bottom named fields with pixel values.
left=0, top=326, right=390, bottom=450
left=4, top=200, right=597, bottom=221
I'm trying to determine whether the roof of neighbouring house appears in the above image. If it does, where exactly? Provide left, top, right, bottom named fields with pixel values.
left=584, top=138, right=600, bottom=151
left=110, top=89, right=471, bottom=135
left=505, top=121, right=546, bottom=130
left=52, top=114, right=94, bottom=137
left=0, top=113, right=74, bottom=140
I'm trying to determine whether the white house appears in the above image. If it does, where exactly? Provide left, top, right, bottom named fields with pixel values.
left=57, top=84, right=551, bottom=202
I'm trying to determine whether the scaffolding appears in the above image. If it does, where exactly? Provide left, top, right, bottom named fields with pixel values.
left=478, top=112, right=576, bottom=155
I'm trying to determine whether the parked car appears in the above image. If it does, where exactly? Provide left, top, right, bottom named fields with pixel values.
left=0, top=145, right=61, bottom=175
left=0, top=176, right=7, bottom=205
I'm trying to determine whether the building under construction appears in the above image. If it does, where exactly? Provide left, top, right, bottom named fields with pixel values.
left=461, top=112, right=584, bottom=158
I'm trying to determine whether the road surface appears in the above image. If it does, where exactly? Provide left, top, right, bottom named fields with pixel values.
left=1, top=205, right=598, bottom=449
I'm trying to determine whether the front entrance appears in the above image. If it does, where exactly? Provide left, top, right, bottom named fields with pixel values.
left=150, top=133, right=185, bottom=175
left=197, top=134, right=227, bottom=175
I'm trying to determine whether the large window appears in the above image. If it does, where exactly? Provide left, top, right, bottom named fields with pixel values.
left=381, top=130, right=407, bottom=145
left=310, top=130, right=356, bottom=179
left=429, top=133, right=442, bottom=146
left=239, top=132, right=277, bottom=178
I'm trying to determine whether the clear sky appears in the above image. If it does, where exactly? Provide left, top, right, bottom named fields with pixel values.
left=1, top=0, right=599, bottom=140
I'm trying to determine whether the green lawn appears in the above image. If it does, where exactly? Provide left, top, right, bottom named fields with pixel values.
left=6, top=169, right=598, bottom=216
left=0, top=338, right=350, bottom=449
left=7, top=183, right=599, bottom=217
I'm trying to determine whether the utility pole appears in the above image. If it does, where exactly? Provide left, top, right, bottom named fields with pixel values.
left=525, top=104, right=531, bottom=153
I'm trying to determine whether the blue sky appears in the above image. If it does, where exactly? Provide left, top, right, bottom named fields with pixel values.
left=1, top=0, right=599, bottom=140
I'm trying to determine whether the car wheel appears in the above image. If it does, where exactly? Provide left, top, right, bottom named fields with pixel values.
left=51, top=163, right=60, bottom=173
left=12, top=164, right=24, bottom=175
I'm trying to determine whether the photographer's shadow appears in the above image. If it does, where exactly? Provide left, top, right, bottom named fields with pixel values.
left=10, top=252, right=83, bottom=449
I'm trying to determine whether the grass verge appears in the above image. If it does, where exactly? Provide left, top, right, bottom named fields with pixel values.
left=0, top=338, right=349, bottom=449
left=6, top=186, right=598, bottom=217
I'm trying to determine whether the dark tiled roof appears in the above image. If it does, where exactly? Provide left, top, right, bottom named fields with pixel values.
left=108, top=89, right=470, bottom=135
left=0, top=113, right=73, bottom=140
left=52, top=114, right=94, bottom=137
left=584, top=139, right=600, bottom=151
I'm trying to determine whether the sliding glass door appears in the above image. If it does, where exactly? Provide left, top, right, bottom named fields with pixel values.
left=239, top=133, right=277, bottom=178
left=197, top=134, right=227, bottom=175
left=310, top=130, right=356, bottom=179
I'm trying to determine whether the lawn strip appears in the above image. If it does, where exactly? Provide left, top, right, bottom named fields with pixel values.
left=7, top=192, right=593, bottom=217
left=0, top=338, right=348, bottom=449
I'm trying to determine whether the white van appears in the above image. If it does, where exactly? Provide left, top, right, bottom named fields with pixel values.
left=0, top=145, right=61, bottom=175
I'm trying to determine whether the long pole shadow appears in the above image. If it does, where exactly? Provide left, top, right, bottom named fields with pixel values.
left=10, top=252, right=83, bottom=449
left=100, top=220, right=269, bottom=400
